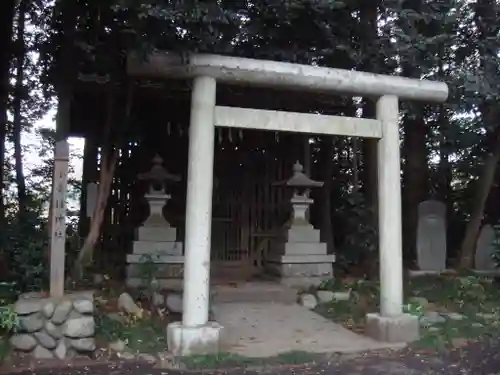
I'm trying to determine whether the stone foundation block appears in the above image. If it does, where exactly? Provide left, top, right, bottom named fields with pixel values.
left=167, top=321, right=223, bottom=356
left=126, top=263, right=184, bottom=278
left=132, top=241, right=183, bottom=256
left=11, top=291, right=96, bottom=360
left=136, top=226, right=177, bottom=242
left=365, top=313, right=419, bottom=343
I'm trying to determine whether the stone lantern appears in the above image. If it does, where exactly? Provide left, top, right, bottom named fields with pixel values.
left=267, top=161, right=335, bottom=288
left=126, top=154, right=184, bottom=289
left=274, top=161, right=323, bottom=228
left=137, top=154, right=180, bottom=228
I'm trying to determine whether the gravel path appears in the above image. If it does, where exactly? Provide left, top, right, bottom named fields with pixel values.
left=4, top=339, right=500, bottom=375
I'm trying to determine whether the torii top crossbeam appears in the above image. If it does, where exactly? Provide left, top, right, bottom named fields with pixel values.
left=127, top=51, right=448, bottom=103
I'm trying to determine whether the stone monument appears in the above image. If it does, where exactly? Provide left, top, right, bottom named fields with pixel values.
left=266, top=161, right=335, bottom=288
left=474, top=224, right=499, bottom=274
left=412, top=200, right=447, bottom=276
left=126, top=154, right=184, bottom=288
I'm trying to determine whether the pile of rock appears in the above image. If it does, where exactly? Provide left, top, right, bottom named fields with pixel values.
left=298, top=289, right=352, bottom=309
left=10, top=291, right=96, bottom=360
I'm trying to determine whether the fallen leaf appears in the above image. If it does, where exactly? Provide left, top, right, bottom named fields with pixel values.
left=451, top=337, right=468, bottom=348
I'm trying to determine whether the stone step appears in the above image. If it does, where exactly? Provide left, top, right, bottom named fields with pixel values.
left=126, top=254, right=184, bottom=264
left=285, top=227, right=321, bottom=243
left=282, top=242, right=328, bottom=256
left=212, top=282, right=297, bottom=304
left=136, top=226, right=177, bottom=242
left=125, top=277, right=298, bottom=304
left=132, top=241, right=183, bottom=256
left=268, top=253, right=336, bottom=264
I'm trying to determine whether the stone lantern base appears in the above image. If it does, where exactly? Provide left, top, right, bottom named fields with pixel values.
left=126, top=193, right=184, bottom=289
left=266, top=223, right=335, bottom=289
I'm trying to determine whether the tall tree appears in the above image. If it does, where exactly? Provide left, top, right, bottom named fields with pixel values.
left=397, top=0, right=431, bottom=260
left=359, top=0, right=380, bottom=225
left=12, top=0, right=28, bottom=217
left=0, top=0, right=16, bottom=229
left=459, top=0, right=500, bottom=268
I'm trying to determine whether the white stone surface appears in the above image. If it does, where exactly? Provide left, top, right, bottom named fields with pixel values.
left=166, top=293, right=183, bottom=313
left=215, top=302, right=405, bottom=357
left=142, top=193, right=171, bottom=227
left=137, top=226, right=177, bottom=242
left=167, top=321, right=223, bottom=356
left=215, top=106, right=383, bottom=138
left=128, top=52, right=449, bottom=102
left=298, top=294, right=318, bottom=309
left=282, top=244, right=330, bottom=257
left=376, top=95, right=403, bottom=317
left=132, top=241, right=183, bottom=256
left=182, top=75, right=217, bottom=327
left=316, top=290, right=335, bottom=303
left=118, top=293, right=141, bottom=315
left=285, top=226, right=321, bottom=243
left=269, top=253, right=335, bottom=264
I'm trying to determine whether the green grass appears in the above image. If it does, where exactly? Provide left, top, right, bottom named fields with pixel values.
left=0, top=336, right=10, bottom=365
left=314, top=274, right=500, bottom=351
left=95, top=313, right=167, bottom=354
left=182, top=350, right=321, bottom=370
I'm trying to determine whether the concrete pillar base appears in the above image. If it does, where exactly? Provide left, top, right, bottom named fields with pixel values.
left=167, top=321, right=224, bottom=356
left=365, top=313, right=419, bottom=343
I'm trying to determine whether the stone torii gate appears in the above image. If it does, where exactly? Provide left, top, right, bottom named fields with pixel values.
left=127, top=52, right=449, bottom=355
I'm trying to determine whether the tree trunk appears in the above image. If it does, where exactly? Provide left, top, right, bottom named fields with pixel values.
left=73, top=147, right=118, bottom=277
left=12, top=0, right=27, bottom=218
left=459, top=139, right=500, bottom=268
left=397, top=1, right=429, bottom=262
left=458, top=0, right=499, bottom=268
left=402, top=108, right=429, bottom=261
left=320, top=136, right=335, bottom=254
left=361, top=100, right=377, bottom=216
left=78, top=137, right=98, bottom=237
left=73, top=84, right=133, bottom=279
left=0, top=0, right=16, bottom=229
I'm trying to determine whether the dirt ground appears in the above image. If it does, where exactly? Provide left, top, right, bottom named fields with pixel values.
left=3, top=338, right=500, bottom=375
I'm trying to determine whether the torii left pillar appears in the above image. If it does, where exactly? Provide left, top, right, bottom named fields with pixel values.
left=166, top=75, right=224, bottom=355
left=365, top=95, right=420, bottom=342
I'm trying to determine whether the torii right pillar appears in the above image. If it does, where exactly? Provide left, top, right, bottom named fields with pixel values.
left=365, top=95, right=420, bottom=343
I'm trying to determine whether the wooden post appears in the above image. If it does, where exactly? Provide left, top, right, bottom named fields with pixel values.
left=50, top=140, right=69, bottom=298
